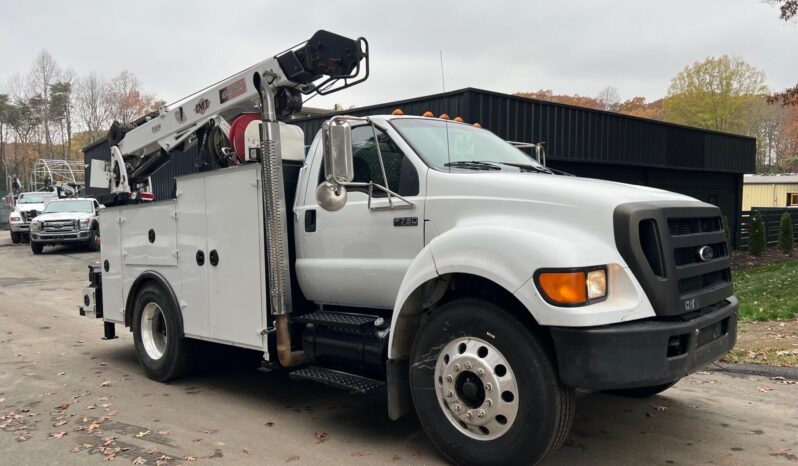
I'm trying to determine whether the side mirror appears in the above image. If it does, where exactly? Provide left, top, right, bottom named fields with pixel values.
left=316, top=118, right=354, bottom=211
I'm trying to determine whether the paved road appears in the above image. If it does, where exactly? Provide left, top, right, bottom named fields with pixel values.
left=1, top=235, right=797, bottom=465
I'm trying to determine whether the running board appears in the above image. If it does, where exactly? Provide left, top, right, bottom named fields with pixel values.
left=289, top=366, right=385, bottom=394
left=293, top=310, right=384, bottom=330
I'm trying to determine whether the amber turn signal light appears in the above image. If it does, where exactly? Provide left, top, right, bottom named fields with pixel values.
left=537, top=271, right=587, bottom=304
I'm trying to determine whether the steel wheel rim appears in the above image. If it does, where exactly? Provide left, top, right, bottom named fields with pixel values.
left=434, top=336, right=519, bottom=441
left=141, top=303, right=168, bottom=360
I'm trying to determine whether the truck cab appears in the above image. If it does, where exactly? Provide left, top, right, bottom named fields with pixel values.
left=8, top=191, right=59, bottom=243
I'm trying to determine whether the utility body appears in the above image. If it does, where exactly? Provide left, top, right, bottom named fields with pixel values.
left=79, top=30, right=738, bottom=466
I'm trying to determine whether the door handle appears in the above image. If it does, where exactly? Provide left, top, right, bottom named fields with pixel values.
left=196, top=250, right=205, bottom=266
left=305, top=209, right=316, bottom=232
left=209, top=249, right=219, bottom=266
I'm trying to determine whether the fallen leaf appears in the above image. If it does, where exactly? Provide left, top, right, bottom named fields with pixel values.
left=759, top=386, right=774, bottom=393
left=202, top=428, right=218, bottom=434
left=56, top=402, right=70, bottom=410
left=157, top=430, right=169, bottom=435
left=53, top=420, right=68, bottom=427
left=50, top=431, right=66, bottom=439
left=71, top=447, right=82, bottom=453
left=183, top=456, right=197, bottom=461
left=265, top=421, right=275, bottom=427
left=104, top=452, right=116, bottom=461
left=136, top=430, right=151, bottom=438
left=132, top=457, right=147, bottom=465
left=655, top=406, right=667, bottom=412
left=88, top=421, right=102, bottom=433
left=351, top=451, right=369, bottom=457
left=314, top=431, right=328, bottom=443
left=103, top=436, right=116, bottom=446
left=0, top=397, right=6, bottom=403
left=413, top=451, right=424, bottom=459
left=57, top=372, right=65, bottom=376
left=86, top=404, right=97, bottom=410
left=101, top=381, right=111, bottom=387
left=155, top=455, right=172, bottom=466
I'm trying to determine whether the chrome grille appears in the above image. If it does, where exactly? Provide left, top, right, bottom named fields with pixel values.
left=42, top=219, right=77, bottom=232
left=21, top=210, right=39, bottom=222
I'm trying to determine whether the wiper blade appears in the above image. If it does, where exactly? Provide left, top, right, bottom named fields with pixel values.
left=444, top=160, right=502, bottom=171
left=498, top=162, right=555, bottom=174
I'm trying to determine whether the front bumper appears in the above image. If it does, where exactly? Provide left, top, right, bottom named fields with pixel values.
left=10, top=223, right=29, bottom=232
left=31, top=230, right=92, bottom=243
left=550, top=297, right=738, bottom=390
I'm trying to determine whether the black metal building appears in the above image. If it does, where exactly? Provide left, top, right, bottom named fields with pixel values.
left=83, top=87, right=755, bottom=243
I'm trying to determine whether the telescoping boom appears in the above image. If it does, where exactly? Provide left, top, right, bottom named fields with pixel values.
left=94, top=30, right=368, bottom=203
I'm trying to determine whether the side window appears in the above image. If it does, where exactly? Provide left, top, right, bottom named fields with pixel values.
left=788, top=193, right=798, bottom=207
left=319, top=125, right=419, bottom=197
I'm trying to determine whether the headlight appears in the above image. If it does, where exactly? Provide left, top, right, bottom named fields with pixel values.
left=30, top=221, right=40, bottom=232
left=79, top=218, right=92, bottom=230
left=10, top=215, right=20, bottom=222
left=535, top=266, right=607, bottom=306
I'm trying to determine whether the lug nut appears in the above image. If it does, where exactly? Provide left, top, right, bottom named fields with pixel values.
left=477, top=368, right=484, bottom=377
left=446, top=391, right=454, bottom=398
left=464, top=361, right=472, bottom=370
left=465, top=411, right=473, bottom=420
left=446, top=375, right=453, bottom=383
left=477, top=409, right=485, bottom=418
left=452, top=403, right=462, bottom=413
left=454, top=364, right=461, bottom=372
left=485, top=383, right=493, bottom=392
left=485, top=399, right=493, bottom=407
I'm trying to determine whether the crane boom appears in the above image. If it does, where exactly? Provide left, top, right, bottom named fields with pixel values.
left=97, top=30, right=368, bottom=201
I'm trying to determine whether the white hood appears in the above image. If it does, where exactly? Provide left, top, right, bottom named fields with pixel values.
left=34, top=211, right=95, bottom=222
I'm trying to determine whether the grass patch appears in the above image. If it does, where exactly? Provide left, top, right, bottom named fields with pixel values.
left=734, top=259, right=798, bottom=322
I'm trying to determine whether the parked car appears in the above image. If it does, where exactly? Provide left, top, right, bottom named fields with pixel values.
left=29, top=198, right=102, bottom=254
left=8, top=191, right=59, bottom=243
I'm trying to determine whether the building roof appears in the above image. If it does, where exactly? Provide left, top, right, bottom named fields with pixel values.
left=744, top=175, right=798, bottom=184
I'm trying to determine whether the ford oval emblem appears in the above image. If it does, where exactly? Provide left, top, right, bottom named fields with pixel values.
left=697, top=245, right=714, bottom=262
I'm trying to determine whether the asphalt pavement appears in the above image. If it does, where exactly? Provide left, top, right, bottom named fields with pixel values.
left=1, top=235, right=796, bottom=465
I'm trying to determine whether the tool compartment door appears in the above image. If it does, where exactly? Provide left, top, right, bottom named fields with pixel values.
left=99, top=207, right=124, bottom=323
left=204, top=165, right=265, bottom=348
left=175, top=175, right=210, bottom=338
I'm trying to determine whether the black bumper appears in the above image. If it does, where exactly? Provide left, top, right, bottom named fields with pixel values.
left=550, top=298, right=738, bottom=390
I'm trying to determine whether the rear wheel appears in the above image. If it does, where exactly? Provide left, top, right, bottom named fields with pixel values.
left=86, top=229, right=100, bottom=251
left=30, top=242, right=44, bottom=254
left=606, top=381, right=678, bottom=398
left=10, top=231, right=21, bottom=244
left=132, top=283, right=193, bottom=382
left=410, top=298, right=575, bottom=466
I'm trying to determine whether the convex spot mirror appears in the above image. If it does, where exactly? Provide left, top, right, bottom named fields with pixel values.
left=317, top=118, right=354, bottom=211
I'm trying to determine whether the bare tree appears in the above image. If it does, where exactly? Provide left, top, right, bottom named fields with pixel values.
left=596, top=86, right=621, bottom=112
left=75, top=72, right=112, bottom=140
left=28, top=50, right=62, bottom=155
left=108, top=71, right=157, bottom=124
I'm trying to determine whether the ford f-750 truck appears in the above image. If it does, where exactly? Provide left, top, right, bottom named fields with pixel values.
left=78, top=30, right=737, bottom=466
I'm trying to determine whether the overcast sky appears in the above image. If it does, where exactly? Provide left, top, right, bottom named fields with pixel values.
left=0, top=0, right=795, bottom=110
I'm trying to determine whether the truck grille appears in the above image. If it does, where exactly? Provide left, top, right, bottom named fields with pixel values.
left=43, top=220, right=77, bottom=232
left=21, top=210, right=40, bottom=222
left=614, top=203, right=733, bottom=316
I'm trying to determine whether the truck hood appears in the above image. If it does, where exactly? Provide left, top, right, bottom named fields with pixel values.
left=33, top=212, right=94, bottom=222
left=14, top=203, right=46, bottom=213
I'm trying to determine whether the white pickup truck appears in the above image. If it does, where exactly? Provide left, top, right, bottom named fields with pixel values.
left=8, top=191, right=58, bottom=243
left=29, top=197, right=102, bottom=254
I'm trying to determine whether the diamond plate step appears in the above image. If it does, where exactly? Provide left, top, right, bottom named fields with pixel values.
left=293, top=311, right=382, bottom=330
left=289, top=366, right=385, bottom=394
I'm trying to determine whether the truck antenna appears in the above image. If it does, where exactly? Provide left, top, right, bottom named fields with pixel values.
left=440, top=50, right=452, bottom=167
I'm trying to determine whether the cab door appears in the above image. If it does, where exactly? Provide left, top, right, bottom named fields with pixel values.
left=295, top=124, right=426, bottom=309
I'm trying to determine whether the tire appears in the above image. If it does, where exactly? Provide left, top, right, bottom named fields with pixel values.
left=86, top=229, right=100, bottom=252
left=606, top=381, right=678, bottom=398
left=30, top=242, right=44, bottom=254
left=21, top=233, right=30, bottom=243
left=10, top=231, right=21, bottom=244
left=132, top=283, right=193, bottom=382
left=410, top=298, right=575, bottom=466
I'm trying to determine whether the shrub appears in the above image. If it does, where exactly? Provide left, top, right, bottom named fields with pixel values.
left=778, top=212, right=794, bottom=255
left=721, top=215, right=732, bottom=246
left=748, top=211, right=766, bottom=256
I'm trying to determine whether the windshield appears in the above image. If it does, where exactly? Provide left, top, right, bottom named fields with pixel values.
left=43, top=200, right=93, bottom=214
left=391, top=118, right=544, bottom=171
left=18, top=193, right=57, bottom=204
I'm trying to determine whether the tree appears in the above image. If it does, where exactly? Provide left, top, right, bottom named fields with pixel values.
left=618, top=97, right=666, bottom=121
left=778, top=212, right=794, bottom=254
left=596, top=86, right=621, bottom=112
left=108, top=71, right=158, bottom=124
left=663, top=56, right=768, bottom=134
left=49, top=81, right=74, bottom=159
left=767, top=1, right=797, bottom=106
left=0, top=93, right=11, bottom=187
left=75, top=72, right=112, bottom=141
left=749, top=211, right=766, bottom=256
left=28, top=50, right=61, bottom=155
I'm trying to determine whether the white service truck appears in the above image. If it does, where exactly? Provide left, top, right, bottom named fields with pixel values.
left=79, top=30, right=738, bottom=466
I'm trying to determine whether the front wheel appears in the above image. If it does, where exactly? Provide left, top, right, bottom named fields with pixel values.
left=30, top=242, right=44, bottom=254
left=10, top=231, right=21, bottom=244
left=86, top=229, right=100, bottom=251
left=132, top=284, right=193, bottom=382
left=410, top=299, right=575, bottom=466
